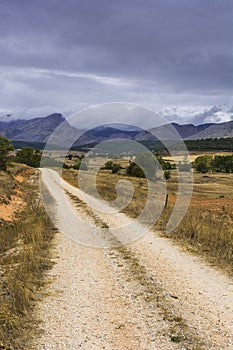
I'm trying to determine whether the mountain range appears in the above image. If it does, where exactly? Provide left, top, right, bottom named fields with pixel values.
left=0, top=113, right=233, bottom=148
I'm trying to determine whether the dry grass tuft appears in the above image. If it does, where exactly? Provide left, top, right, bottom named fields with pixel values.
left=158, top=204, right=233, bottom=273
left=0, top=163, right=32, bottom=206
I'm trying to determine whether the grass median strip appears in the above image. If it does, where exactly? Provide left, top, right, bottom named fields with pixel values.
left=111, top=245, right=205, bottom=349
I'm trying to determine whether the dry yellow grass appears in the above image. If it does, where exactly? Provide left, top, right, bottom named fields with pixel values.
left=0, top=168, right=56, bottom=349
left=163, top=151, right=233, bottom=163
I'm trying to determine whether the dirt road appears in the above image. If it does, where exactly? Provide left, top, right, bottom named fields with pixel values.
left=36, top=169, right=233, bottom=349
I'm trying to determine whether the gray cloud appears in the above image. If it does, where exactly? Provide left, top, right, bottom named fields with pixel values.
left=0, top=0, right=232, bottom=124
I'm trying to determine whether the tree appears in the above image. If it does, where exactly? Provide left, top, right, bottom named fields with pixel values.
left=66, top=154, right=73, bottom=160
left=0, top=136, right=14, bottom=171
left=164, top=170, right=171, bottom=180
left=111, top=163, right=122, bottom=174
left=178, top=156, right=193, bottom=172
left=133, top=153, right=158, bottom=180
left=157, top=156, right=172, bottom=171
left=102, top=160, right=114, bottom=170
left=72, top=161, right=81, bottom=170
left=194, top=155, right=212, bottom=173
left=212, top=155, right=233, bottom=173
left=16, top=147, right=42, bottom=167
left=126, top=161, right=145, bottom=178
left=126, top=154, right=172, bottom=180
left=224, top=155, right=233, bottom=173
left=79, top=157, right=88, bottom=170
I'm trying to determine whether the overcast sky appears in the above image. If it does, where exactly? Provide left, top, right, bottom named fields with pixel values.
left=0, top=0, right=233, bottom=125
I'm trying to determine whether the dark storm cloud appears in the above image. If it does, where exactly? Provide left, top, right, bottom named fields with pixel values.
left=189, top=106, right=223, bottom=124
left=0, top=0, right=233, bottom=122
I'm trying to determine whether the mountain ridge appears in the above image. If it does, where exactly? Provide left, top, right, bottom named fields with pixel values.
left=1, top=113, right=233, bottom=147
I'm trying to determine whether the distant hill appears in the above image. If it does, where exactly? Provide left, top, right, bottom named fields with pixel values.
left=74, top=120, right=233, bottom=143
left=187, top=120, right=233, bottom=139
left=0, top=113, right=82, bottom=147
left=74, top=125, right=143, bottom=146
left=0, top=113, right=64, bottom=142
left=0, top=113, right=66, bottom=142
left=135, top=122, right=214, bottom=141
left=1, top=114, right=233, bottom=149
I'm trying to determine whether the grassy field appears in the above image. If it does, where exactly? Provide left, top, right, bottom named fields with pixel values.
left=0, top=165, right=56, bottom=349
left=157, top=172, right=233, bottom=273
left=62, top=156, right=233, bottom=275
left=163, top=150, right=233, bottom=163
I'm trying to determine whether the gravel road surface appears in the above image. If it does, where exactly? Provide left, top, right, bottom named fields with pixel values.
left=35, top=169, right=233, bottom=350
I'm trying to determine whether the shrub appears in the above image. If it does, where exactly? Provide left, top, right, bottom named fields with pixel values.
left=103, top=160, right=114, bottom=170
left=112, top=163, right=122, bottom=174
left=15, top=148, right=42, bottom=168
left=0, top=136, right=14, bottom=171
left=164, top=170, right=171, bottom=180
left=126, top=162, right=145, bottom=178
